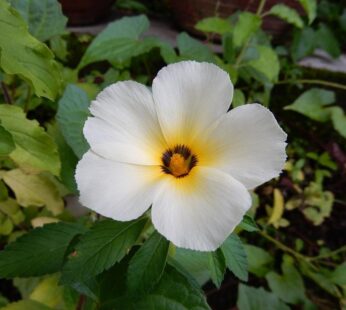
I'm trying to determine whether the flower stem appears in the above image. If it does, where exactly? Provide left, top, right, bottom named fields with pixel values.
left=277, top=79, right=346, bottom=91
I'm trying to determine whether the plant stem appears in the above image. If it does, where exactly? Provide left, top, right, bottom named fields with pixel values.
left=277, top=79, right=346, bottom=91
left=308, top=245, right=346, bottom=262
left=256, top=0, right=267, bottom=16
left=259, top=230, right=307, bottom=260
left=1, top=81, right=12, bottom=104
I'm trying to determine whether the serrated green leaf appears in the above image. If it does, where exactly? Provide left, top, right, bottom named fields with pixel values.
left=2, top=300, right=53, bottom=310
left=266, top=258, right=305, bottom=304
left=245, top=245, right=273, bottom=277
left=299, top=0, right=317, bottom=24
left=0, top=222, right=86, bottom=278
left=9, top=0, right=67, bottom=41
left=0, top=124, right=15, bottom=156
left=56, top=84, right=90, bottom=159
left=79, top=15, right=157, bottom=69
left=177, top=32, right=215, bottom=63
left=247, top=45, right=280, bottom=83
left=127, top=230, right=169, bottom=295
left=237, top=284, right=290, bottom=310
left=291, top=27, right=316, bottom=61
left=284, top=88, right=335, bottom=122
left=238, top=215, right=259, bottom=232
left=316, top=24, right=341, bottom=58
left=233, top=12, right=261, bottom=48
left=208, top=249, right=226, bottom=288
left=102, top=265, right=210, bottom=310
left=0, top=105, right=60, bottom=175
left=0, top=0, right=61, bottom=100
left=221, top=234, right=248, bottom=281
left=330, top=262, right=346, bottom=286
left=3, top=169, right=64, bottom=215
left=195, top=17, right=232, bottom=34
left=61, top=219, right=146, bottom=284
left=329, top=107, right=346, bottom=138
left=269, top=4, right=304, bottom=28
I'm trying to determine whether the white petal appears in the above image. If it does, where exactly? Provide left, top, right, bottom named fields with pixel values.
left=203, top=104, right=287, bottom=189
left=84, top=81, right=166, bottom=165
left=151, top=167, right=251, bottom=251
left=152, top=61, right=233, bottom=145
left=75, top=151, right=163, bottom=221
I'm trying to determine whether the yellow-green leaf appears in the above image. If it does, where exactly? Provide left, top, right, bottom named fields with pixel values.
left=268, top=189, right=284, bottom=227
left=0, top=0, right=62, bottom=100
left=3, top=169, right=63, bottom=215
left=0, top=105, right=60, bottom=175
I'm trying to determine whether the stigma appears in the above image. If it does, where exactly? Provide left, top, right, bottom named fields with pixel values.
left=161, top=144, right=197, bottom=178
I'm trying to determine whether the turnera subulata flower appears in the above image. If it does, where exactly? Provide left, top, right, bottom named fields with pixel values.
left=76, top=61, right=287, bottom=251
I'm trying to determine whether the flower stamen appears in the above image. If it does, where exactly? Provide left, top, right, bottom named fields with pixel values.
left=161, top=144, right=197, bottom=178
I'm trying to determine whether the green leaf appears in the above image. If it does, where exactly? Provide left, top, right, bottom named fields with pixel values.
left=329, top=107, right=346, bottom=138
left=232, top=89, right=245, bottom=108
left=247, top=45, right=280, bottom=82
left=330, top=262, right=346, bottom=286
left=79, top=15, right=157, bottom=69
left=0, top=0, right=61, bottom=100
left=208, top=249, right=226, bottom=288
left=266, top=257, right=305, bottom=304
left=9, top=0, right=67, bottom=41
left=237, top=284, right=290, bottom=310
left=2, top=300, right=53, bottom=310
left=0, top=124, right=15, bottom=156
left=47, top=123, right=78, bottom=193
left=61, top=219, right=146, bottom=284
left=0, top=105, right=60, bottom=175
left=316, top=24, right=341, bottom=58
left=103, top=265, right=210, bottom=310
left=238, top=215, right=259, bottom=232
left=56, top=84, right=90, bottom=159
left=177, top=32, right=215, bottom=63
left=291, top=27, right=316, bottom=61
left=195, top=17, right=232, bottom=34
left=269, top=4, right=304, bottom=28
left=284, top=88, right=335, bottom=122
left=0, top=198, right=25, bottom=225
left=299, top=0, right=317, bottom=24
left=2, top=169, right=64, bottom=215
left=174, top=248, right=210, bottom=285
left=127, top=230, right=169, bottom=295
left=0, top=222, right=86, bottom=278
left=245, top=245, right=273, bottom=277
left=221, top=234, right=248, bottom=281
left=233, top=12, right=261, bottom=48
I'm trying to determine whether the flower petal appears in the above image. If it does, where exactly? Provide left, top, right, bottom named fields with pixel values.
left=203, top=104, right=287, bottom=189
left=84, top=81, right=166, bottom=165
left=76, top=151, right=163, bottom=221
left=151, top=167, right=251, bottom=251
left=152, top=61, right=233, bottom=145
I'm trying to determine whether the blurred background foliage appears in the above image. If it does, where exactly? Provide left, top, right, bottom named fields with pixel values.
left=0, top=0, right=346, bottom=309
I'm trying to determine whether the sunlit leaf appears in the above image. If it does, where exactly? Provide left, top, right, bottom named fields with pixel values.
left=269, top=4, right=304, bottom=28
left=233, top=12, right=261, bottom=48
left=195, top=17, right=232, bottom=34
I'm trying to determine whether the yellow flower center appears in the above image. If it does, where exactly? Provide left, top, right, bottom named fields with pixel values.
left=161, top=144, right=197, bottom=178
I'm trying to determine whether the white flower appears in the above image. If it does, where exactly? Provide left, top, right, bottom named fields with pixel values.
left=76, top=61, right=287, bottom=251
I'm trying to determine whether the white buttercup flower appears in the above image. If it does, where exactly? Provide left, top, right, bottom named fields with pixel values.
left=76, top=61, right=287, bottom=251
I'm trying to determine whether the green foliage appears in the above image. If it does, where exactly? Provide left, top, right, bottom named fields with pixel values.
left=269, top=4, right=304, bottom=28
left=0, top=105, right=60, bottom=175
left=195, top=17, right=232, bottom=35
left=299, top=0, right=317, bottom=24
left=127, top=230, right=170, bottom=295
left=0, top=222, right=86, bottom=278
left=56, top=84, right=90, bottom=159
left=221, top=234, right=248, bottom=281
left=61, top=219, right=147, bottom=284
left=2, top=300, right=53, bottom=310
left=237, top=284, right=290, bottom=310
left=79, top=15, right=163, bottom=69
left=207, top=249, right=226, bottom=288
left=0, top=0, right=61, bottom=100
left=177, top=32, right=215, bottom=63
left=9, top=0, right=67, bottom=41
left=238, top=215, right=259, bottom=232
left=0, top=125, right=15, bottom=156
left=245, top=245, right=273, bottom=277
left=233, top=12, right=261, bottom=48
left=316, top=24, right=341, bottom=58
left=291, top=27, right=316, bottom=61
